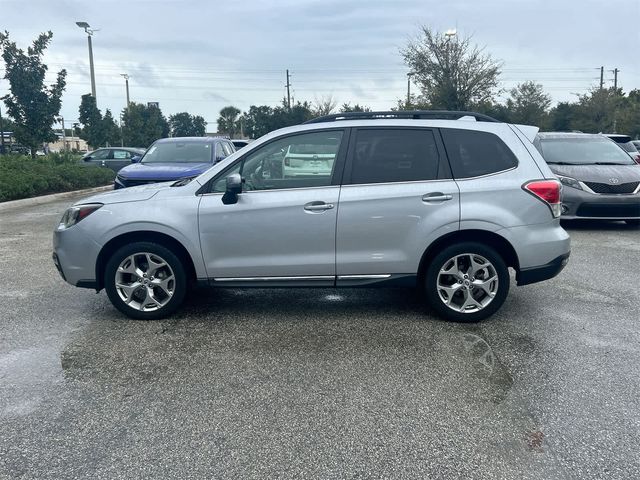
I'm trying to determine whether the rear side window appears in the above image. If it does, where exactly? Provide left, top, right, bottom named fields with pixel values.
left=441, top=129, right=518, bottom=179
left=349, top=129, right=440, bottom=184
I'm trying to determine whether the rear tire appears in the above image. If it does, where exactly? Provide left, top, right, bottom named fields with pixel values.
left=104, top=241, right=187, bottom=320
left=425, top=242, right=510, bottom=323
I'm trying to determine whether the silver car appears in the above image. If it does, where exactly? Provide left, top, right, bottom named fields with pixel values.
left=53, top=111, right=571, bottom=322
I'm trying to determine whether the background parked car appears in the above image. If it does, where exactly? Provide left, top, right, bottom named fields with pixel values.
left=82, top=147, right=146, bottom=172
left=231, top=139, right=251, bottom=150
left=114, top=137, right=235, bottom=189
left=604, top=134, right=640, bottom=164
left=535, top=132, right=640, bottom=225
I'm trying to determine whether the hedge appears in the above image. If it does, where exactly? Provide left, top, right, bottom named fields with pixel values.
left=0, top=153, right=115, bottom=202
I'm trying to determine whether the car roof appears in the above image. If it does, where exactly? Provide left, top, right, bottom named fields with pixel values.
left=153, top=136, right=226, bottom=144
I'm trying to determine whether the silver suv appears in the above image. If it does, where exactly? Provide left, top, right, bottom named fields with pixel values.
left=53, top=111, right=571, bottom=322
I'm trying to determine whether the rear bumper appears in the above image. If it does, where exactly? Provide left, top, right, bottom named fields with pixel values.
left=517, top=252, right=570, bottom=286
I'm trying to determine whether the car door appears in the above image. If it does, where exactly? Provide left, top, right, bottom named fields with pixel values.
left=335, top=127, right=460, bottom=284
left=198, top=129, right=348, bottom=285
left=109, top=149, right=133, bottom=171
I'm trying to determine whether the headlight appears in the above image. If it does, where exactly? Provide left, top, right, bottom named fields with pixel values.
left=556, top=175, right=582, bottom=190
left=58, top=204, right=103, bottom=229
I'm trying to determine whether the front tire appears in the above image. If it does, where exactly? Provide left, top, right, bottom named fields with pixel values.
left=104, top=242, right=187, bottom=320
left=425, top=242, right=510, bottom=323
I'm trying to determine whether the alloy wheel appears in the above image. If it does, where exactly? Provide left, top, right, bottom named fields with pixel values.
left=115, top=252, right=175, bottom=311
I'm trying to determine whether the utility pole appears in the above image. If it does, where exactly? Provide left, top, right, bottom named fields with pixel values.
left=76, top=22, right=97, bottom=100
left=406, top=72, right=415, bottom=108
left=611, top=68, right=619, bottom=89
left=120, top=73, right=130, bottom=107
left=0, top=106, right=5, bottom=155
left=599, top=66, right=604, bottom=90
left=285, top=69, right=291, bottom=110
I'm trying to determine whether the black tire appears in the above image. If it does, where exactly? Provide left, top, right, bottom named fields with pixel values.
left=424, top=242, right=510, bottom=323
left=625, top=219, right=640, bottom=227
left=104, top=241, right=187, bottom=320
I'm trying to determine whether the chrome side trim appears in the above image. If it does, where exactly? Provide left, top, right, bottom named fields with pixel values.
left=337, top=274, right=392, bottom=280
left=212, top=275, right=334, bottom=282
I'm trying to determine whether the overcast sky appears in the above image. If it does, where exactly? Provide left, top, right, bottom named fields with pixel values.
left=1, top=0, right=639, bottom=130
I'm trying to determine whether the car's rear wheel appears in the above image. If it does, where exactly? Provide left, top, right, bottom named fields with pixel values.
left=104, top=242, right=187, bottom=320
left=425, top=242, right=510, bottom=323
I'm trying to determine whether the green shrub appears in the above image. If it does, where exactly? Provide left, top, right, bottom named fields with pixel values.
left=0, top=154, right=115, bottom=202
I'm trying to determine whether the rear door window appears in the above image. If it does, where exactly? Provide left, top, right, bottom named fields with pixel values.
left=441, top=129, right=518, bottom=179
left=347, top=128, right=441, bottom=184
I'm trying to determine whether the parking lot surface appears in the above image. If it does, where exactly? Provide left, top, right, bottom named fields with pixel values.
left=1, top=193, right=639, bottom=479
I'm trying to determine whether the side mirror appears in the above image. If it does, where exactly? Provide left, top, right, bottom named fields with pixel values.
left=222, top=173, right=242, bottom=205
left=131, top=155, right=142, bottom=163
left=84, top=155, right=93, bottom=161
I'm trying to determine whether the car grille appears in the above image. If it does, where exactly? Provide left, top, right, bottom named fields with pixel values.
left=576, top=203, right=640, bottom=218
left=583, top=181, right=639, bottom=194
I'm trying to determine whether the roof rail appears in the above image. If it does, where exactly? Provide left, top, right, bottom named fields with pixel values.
left=303, top=110, right=501, bottom=124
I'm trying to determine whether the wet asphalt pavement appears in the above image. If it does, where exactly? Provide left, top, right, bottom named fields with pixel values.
left=0, top=193, right=639, bottom=479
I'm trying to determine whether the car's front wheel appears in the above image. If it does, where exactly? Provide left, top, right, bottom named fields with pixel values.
left=104, top=242, right=187, bottom=320
left=425, top=242, right=510, bottom=323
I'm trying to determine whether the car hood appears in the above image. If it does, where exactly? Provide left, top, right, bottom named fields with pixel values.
left=76, top=181, right=174, bottom=206
left=548, top=164, right=640, bottom=183
left=118, top=162, right=213, bottom=179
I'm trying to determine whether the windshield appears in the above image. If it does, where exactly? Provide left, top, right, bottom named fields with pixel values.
left=538, top=137, right=635, bottom=165
left=141, top=142, right=213, bottom=164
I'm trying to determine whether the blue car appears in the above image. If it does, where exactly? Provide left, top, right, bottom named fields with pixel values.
left=114, top=137, right=236, bottom=189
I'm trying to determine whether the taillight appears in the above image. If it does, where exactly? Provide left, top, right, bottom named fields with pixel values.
left=523, top=180, right=562, bottom=218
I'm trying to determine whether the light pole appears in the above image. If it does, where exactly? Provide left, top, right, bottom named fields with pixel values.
left=76, top=21, right=97, bottom=99
left=406, top=72, right=416, bottom=108
left=57, top=116, right=66, bottom=152
left=0, top=106, right=5, bottom=154
left=120, top=73, right=130, bottom=107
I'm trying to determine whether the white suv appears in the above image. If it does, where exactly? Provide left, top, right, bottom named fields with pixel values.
left=53, top=111, right=571, bottom=322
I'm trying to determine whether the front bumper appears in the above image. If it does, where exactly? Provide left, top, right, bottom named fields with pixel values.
left=53, top=224, right=102, bottom=288
left=560, top=187, right=640, bottom=220
left=517, top=252, right=570, bottom=286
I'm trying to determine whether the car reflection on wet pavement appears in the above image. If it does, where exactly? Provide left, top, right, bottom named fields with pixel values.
left=1, top=194, right=639, bottom=479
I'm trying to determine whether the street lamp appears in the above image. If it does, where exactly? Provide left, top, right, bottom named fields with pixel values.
left=120, top=73, right=130, bottom=107
left=444, top=28, right=457, bottom=39
left=56, top=116, right=67, bottom=152
left=406, top=71, right=416, bottom=108
left=76, top=21, right=97, bottom=100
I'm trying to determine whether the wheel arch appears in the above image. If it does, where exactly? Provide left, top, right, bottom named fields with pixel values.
left=417, top=229, right=520, bottom=282
left=95, top=231, right=198, bottom=291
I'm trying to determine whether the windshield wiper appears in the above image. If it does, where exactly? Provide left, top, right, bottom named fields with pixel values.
left=546, top=161, right=577, bottom=165
left=593, top=162, right=629, bottom=165
left=171, top=177, right=195, bottom=187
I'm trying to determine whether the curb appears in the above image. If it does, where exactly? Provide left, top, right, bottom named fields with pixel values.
left=0, top=185, right=113, bottom=212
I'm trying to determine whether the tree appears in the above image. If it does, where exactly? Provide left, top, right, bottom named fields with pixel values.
left=103, top=109, right=121, bottom=146
left=78, top=93, right=106, bottom=148
left=217, top=106, right=241, bottom=137
left=340, top=103, right=371, bottom=113
left=0, top=31, right=67, bottom=157
left=571, top=88, right=624, bottom=134
left=505, top=81, right=551, bottom=127
left=402, top=27, right=501, bottom=110
left=548, top=102, right=576, bottom=132
left=312, top=95, right=338, bottom=116
left=241, top=100, right=313, bottom=139
left=121, top=102, right=169, bottom=147
left=169, top=112, right=206, bottom=137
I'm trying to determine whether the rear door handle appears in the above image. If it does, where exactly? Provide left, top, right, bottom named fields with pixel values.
left=422, top=192, right=453, bottom=203
left=304, top=201, right=335, bottom=212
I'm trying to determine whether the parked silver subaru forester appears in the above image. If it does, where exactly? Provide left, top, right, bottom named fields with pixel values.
left=53, top=111, right=570, bottom=322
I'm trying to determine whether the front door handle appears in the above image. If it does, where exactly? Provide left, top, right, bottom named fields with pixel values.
left=304, top=201, right=335, bottom=212
left=422, top=192, right=453, bottom=203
